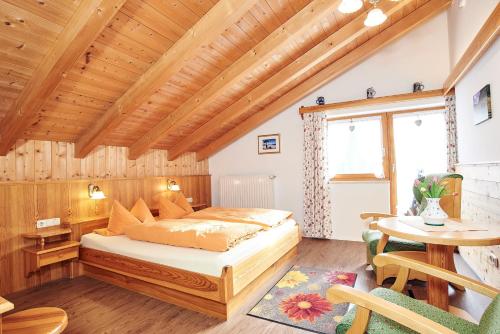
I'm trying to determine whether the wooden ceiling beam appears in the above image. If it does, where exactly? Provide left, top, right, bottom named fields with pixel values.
left=74, top=0, right=259, bottom=159
left=128, top=0, right=346, bottom=160
left=167, top=0, right=413, bottom=160
left=443, top=3, right=499, bottom=95
left=0, top=0, right=126, bottom=155
left=196, top=0, right=452, bottom=161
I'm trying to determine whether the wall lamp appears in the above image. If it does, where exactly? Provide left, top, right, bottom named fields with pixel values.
left=88, top=184, right=106, bottom=200
left=167, top=179, right=181, bottom=191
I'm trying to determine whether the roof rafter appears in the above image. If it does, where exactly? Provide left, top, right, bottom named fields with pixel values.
left=128, top=0, right=346, bottom=160
left=196, top=0, right=452, bottom=160
left=74, top=0, right=260, bottom=159
left=0, top=0, right=127, bottom=155
left=167, top=0, right=413, bottom=160
left=443, top=3, right=499, bottom=94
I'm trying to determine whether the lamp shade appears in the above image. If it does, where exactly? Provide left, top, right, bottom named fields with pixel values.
left=90, top=190, right=106, bottom=200
left=364, top=8, right=387, bottom=27
left=338, top=0, right=363, bottom=13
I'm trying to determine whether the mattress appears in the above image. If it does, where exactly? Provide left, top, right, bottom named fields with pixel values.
left=80, top=218, right=298, bottom=276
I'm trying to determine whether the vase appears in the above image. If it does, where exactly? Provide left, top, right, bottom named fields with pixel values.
left=421, top=198, right=448, bottom=225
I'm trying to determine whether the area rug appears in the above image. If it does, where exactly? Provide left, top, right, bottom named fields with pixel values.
left=248, top=266, right=356, bottom=334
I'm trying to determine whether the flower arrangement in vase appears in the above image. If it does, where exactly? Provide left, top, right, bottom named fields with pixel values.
left=415, top=176, right=448, bottom=226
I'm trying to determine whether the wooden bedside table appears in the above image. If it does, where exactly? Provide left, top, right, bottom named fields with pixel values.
left=22, top=225, right=80, bottom=278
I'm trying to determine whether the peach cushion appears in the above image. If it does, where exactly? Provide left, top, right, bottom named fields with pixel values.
left=174, top=192, right=194, bottom=214
left=107, top=200, right=141, bottom=235
left=158, top=197, right=188, bottom=219
left=130, top=198, right=156, bottom=223
left=93, top=228, right=118, bottom=236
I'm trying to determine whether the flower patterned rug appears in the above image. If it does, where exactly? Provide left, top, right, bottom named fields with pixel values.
left=248, top=266, right=357, bottom=334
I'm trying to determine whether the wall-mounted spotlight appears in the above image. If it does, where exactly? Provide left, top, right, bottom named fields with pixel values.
left=167, top=179, right=181, bottom=191
left=88, top=184, right=106, bottom=200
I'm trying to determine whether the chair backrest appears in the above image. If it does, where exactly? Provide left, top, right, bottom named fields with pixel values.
left=479, top=294, right=500, bottom=333
left=412, top=174, right=463, bottom=219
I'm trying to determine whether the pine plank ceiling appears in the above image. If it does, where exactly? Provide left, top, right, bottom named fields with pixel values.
left=0, top=0, right=450, bottom=160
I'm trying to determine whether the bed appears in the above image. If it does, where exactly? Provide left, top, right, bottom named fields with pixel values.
left=75, top=217, right=301, bottom=319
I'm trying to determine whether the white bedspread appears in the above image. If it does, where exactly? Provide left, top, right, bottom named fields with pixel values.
left=80, top=218, right=298, bottom=276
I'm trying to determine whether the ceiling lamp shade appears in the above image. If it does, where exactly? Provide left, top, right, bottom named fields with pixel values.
left=364, top=7, right=387, bottom=26
left=338, top=0, right=363, bottom=13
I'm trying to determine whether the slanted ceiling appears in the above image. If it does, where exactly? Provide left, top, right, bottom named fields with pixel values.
left=0, top=0, right=450, bottom=161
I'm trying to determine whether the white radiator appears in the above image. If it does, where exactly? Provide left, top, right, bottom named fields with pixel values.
left=219, top=175, right=275, bottom=208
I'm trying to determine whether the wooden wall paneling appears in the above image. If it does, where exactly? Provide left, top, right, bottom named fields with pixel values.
left=68, top=181, right=96, bottom=219
left=51, top=142, right=67, bottom=180
left=14, top=140, right=35, bottom=181
left=34, top=140, right=51, bottom=181
left=116, top=146, right=127, bottom=178
left=66, top=143, right=81, bottom=179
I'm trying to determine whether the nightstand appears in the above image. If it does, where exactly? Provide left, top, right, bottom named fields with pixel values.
left=22, top=225, right=80, bottom=278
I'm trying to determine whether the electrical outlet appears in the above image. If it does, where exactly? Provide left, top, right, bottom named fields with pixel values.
left=36, top=218, right=61, bottom=229
left=187, top=197, right=193, bottom=203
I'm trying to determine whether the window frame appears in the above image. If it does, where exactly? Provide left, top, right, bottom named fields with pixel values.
left=327, top=112, right=391, bottom=182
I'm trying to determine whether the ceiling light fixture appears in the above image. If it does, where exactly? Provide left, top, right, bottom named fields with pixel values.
left=364, top=0, right=387, bottom=27
left=338, top=0, right=363, bottom=14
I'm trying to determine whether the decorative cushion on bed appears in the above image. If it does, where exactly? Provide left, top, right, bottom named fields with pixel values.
left=93, top=227, right=118, bottom=236
left=174, top=192, right=194, bottom=214
left=336, top=288, right=479, bottom=334
left=107, top=200, right=142, bottom=235
left=130, top=198, right=156, bottom=223
left=158, top=197, right=188, bottom=219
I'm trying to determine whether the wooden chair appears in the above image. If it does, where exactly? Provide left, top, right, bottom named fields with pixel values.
left=0, top=297, right=67, bottom=334
left=327, top=253, right=500, bottom=334
left=360, top=174, right=463, bottom=285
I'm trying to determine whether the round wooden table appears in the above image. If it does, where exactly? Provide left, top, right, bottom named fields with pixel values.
left=377, top=217, right=500, bottom=311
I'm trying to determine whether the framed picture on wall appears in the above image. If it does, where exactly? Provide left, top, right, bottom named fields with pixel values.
left=473, top=84, right=492, bottom=125
left=258, top=134, right=280, bottom=154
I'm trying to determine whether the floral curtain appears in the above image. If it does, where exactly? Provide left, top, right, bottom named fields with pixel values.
left=303, top=112, right=333, bottom=239
left=445, top=94, right=458, bottom=172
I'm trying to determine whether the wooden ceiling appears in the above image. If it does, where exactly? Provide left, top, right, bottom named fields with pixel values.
left=0, top=0, right=451, bottom=160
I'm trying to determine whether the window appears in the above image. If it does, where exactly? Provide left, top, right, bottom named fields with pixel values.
left=328, top=115, right=388, bottom=180
left=393, top=111, right=448, bottom=215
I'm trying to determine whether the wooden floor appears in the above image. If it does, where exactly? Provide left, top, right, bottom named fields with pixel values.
left=5, top=239, right=490, bottom=333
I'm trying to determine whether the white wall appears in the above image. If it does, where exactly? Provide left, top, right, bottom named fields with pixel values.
left=447, top=0, right=498, bottom=67
left=448, top=1, right=500, bottom=284
left=209, top=12, right=450, bottom=240
left=448, top=0, right=500, bottom=163
left=449, top=0, right=499, bottom=163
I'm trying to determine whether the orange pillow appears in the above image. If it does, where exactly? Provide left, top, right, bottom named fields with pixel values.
left=107, top=200, right=141, bottom=235
left=94, top=228, right=118, bottom=236
left=130, top=198, right=156, bottom=223
left=158, top=197, right=188, bottom=219
left=174, top=192, right=194, bottom=214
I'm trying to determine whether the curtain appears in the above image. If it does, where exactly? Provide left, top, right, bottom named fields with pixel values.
left=445, top=94, right=458, bottom=172
left=303, top=112, right=333, bottom=239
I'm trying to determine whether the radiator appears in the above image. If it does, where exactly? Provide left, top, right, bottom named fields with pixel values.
left=219, top=175, right=275, bottom=208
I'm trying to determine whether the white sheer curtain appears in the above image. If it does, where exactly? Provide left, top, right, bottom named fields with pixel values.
left=303, top=112, right=333, bottom=239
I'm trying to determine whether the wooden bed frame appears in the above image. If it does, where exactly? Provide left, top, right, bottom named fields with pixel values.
left=70, top=216, right=301, bottom=319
